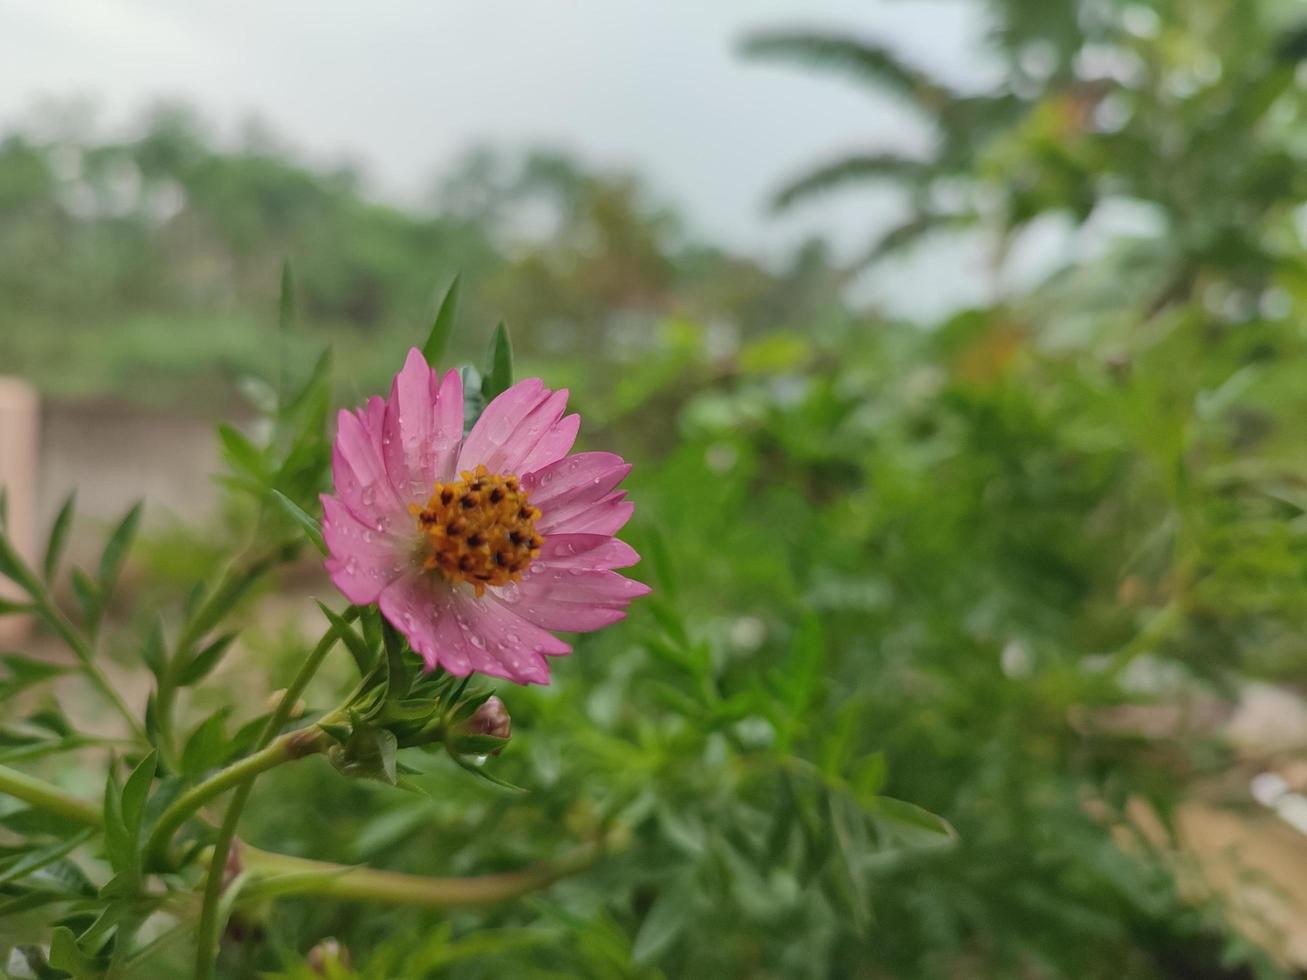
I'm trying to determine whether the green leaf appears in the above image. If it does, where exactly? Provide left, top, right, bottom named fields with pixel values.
left=0, top=528, right=41, bottom=596
left=381, top=620, right=411, bottom=701
left=826, top=793, right=872, bottom=931
left=271, top=490, right=325, bottom=554
left=481, top=321, right=514, bottom=402
left=277, top=259, right=296, bottom=404
left=448, top=751, right=526, bottom=792
left=69, top=567, right=99, bottom=620
left=0, top=807, right=96, bottom=839
left=101, top=769, right=135, bottom=878
left=316, top=600, right=373, bottom=674
left=218, top=424, right=268, bottom=483
left=9, top=943, right=69, bottom=979
left=181, top=709, right=230, bottom=775
left=423, top=273, right=461, bottom=365
left=139, top=617, right=165, bottom=680
left=448, top=733, right=509, bottom=755
left=178, top=632, right=237, bottom=686
left=0, top=596, right=32, bottom=615
left=43, top=491, right=76, bottom=583
left=97, top=502, right=143, bottom=598
left=333, top=725, right=398, bottom=785
left=48, top=924, right=103, bottom=979
left=27, top=707, right=72, bottom=738
left=773, top=614, right=824, bottom=744
left=189, top=558, right=272, bottom=640
left=143, top=692, right=160, bottom=745
left=852, top=752, right=887, bottom=807
left=632, top=878, right=695, bottom=963
left=183, top=580, right=206, bottom=619
left=0, top=653, right=68, bottom=701
left=872, top=796, right=957, bottom=846
left=0, top=828, right=93, bottom=888
left=280, top=348, right=332, bottom=426
left=120, top=751, right=157, bottom=838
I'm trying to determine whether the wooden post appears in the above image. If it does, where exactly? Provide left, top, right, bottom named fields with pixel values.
left=0, top=378, right=38, bottom=644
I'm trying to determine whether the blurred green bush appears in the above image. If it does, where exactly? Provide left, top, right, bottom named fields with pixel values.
left=3, top=0, right=1307, bottom=976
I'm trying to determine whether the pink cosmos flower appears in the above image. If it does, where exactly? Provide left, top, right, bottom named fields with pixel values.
left=322, top=347, right=649, bottom=684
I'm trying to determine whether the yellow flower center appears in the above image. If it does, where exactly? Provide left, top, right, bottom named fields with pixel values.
left=410, top=464, right=542, bottom=597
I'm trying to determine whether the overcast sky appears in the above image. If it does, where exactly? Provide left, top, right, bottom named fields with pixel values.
left=0, top=0, right=999, bottom=317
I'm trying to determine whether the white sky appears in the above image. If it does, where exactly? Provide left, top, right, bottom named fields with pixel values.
left=0, top=0, right=1001, bottom=318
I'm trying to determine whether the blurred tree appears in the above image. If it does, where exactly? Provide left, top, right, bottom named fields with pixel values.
left=743, top=0, right=1307, bottom=308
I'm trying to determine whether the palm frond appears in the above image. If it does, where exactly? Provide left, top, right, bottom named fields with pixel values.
left=772, top=153, right=930, bottom=210
left=740, top=30, right=955, bottom=114
left=850, top=210, right=979, bottom=274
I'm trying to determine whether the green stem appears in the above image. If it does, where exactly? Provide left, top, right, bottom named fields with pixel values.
left=38, top=602, right=147, bottom=743
left=192, top=619, right=349, bottom=980
left=144, top=726, right=329, bottom=872
left=0, top=763, right=102, bottom=828
left=238, top=839, right=607, bottom=908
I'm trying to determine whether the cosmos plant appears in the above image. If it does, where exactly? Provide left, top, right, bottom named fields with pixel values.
left=0, top=273, right=649, bottom=978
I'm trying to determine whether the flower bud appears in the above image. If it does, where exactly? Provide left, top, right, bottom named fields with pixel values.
left=449, top=695, right=512, bottom=755
left=468, top=695, right=511, bottom=740
left=307, top=937, right=351, bottom=975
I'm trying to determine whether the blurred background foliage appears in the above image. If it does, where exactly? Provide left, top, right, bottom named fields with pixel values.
left=4, top=0, right=1307, bottom=976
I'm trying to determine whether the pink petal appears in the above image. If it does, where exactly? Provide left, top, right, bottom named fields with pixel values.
left=332, top=406, right=403, bottom=529
left=476, top=387, right=572, bottom=475
left=456, top=379, right=547, bottom=474
left=379, top=575, right=568, bottom=684
left=536, top=533, right=640, bottom=570
left=382, top=350, right=463, bottom=505
left=451, top=592, right=570, bottom=684
left=517, top=413, right=581, bottom=475
left=493, top=566, right=649, bottom=633
left=526, top=453, right=634, bottom=535
left=524, top=452, right=630, bottom=509
left=378, top=575, right=472, bottom=677
left=541, top=493, right=634, bottom=537
left=322, top=496, right=409, bottom=606
left=362, top=394, right=387, bottom=442
left=432, top=369, right=464, bottom=481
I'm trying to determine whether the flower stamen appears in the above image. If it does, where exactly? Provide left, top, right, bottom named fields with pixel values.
left=410, top=464, right=542, bottom=597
